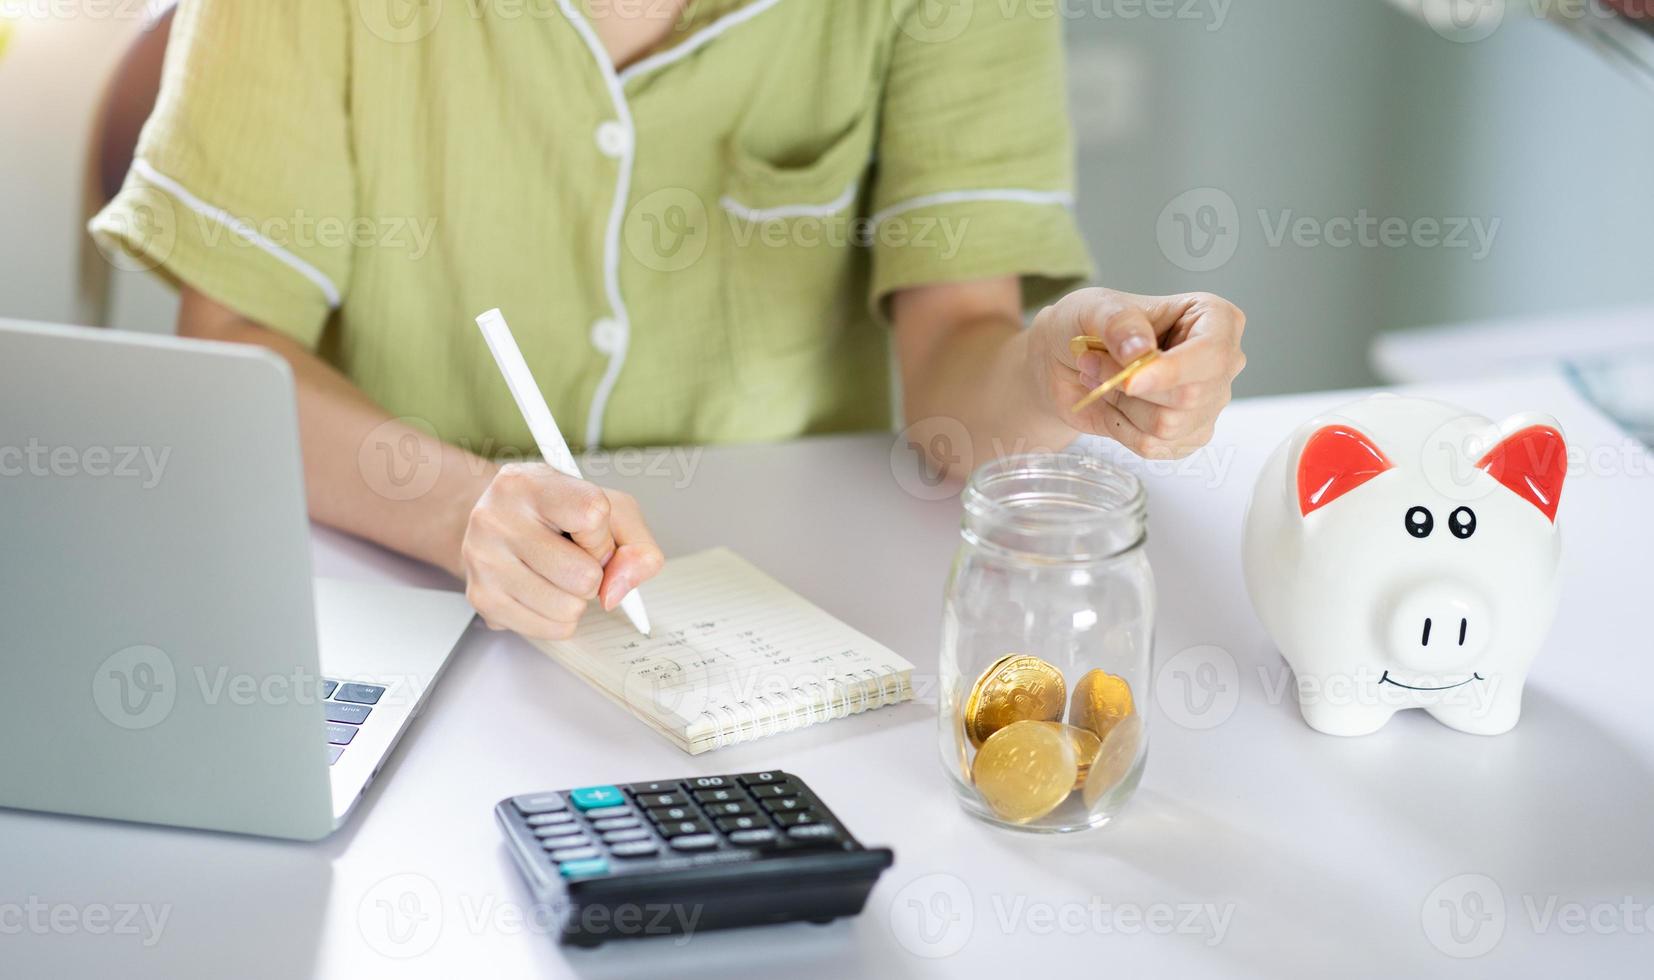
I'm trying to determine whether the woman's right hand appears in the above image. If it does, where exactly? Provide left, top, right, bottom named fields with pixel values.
left=458, top=463, right=665, bottom=641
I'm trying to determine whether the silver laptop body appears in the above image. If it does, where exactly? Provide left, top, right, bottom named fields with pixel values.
left=0, top=319, right=476, bottom=839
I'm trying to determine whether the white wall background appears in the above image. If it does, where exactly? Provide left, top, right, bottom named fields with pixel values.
left=3, top=1, right=1652, bottom=395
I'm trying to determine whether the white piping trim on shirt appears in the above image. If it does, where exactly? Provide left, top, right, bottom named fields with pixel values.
left=870, top=188, right=1075, bottom=228
left=129, top=158, right=342, bottom=309
left=618, top=0, right=787, bottom=85
left=719, top=178, right=860, bottom=223
left=558, top=0, right=638, bottom=450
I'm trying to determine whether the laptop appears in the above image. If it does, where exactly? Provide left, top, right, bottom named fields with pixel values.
left=0, top=319, right=478, bottom=840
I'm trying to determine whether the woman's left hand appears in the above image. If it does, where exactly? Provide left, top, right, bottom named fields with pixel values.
left=1029, top=287, right=1248, bottom=459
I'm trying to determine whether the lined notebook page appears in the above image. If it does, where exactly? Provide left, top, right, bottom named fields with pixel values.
left=532, top=548, right=913, bottom=754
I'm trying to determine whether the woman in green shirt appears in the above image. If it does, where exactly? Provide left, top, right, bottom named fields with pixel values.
left=94, top=0, right=1246, bottom=639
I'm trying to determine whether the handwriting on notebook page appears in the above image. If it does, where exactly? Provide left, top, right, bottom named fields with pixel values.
left=546, top=548, right=911, bottom=725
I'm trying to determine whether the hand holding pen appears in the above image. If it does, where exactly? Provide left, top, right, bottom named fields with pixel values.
left=455, top=309, right=663, bottom=641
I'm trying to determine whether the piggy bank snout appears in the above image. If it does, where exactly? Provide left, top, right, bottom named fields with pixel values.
left=1383, top=582, right=1491, bottom=671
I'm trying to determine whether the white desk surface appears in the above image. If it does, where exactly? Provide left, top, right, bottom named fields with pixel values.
left=6, top=374, right=1652, bottom=979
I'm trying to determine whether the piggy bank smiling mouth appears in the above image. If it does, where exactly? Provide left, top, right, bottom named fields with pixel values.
left=1378, top=671, right=1485, bottom=692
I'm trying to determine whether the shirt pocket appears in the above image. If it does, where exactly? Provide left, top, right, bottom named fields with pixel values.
left=716, top=109, right=878, bottom=384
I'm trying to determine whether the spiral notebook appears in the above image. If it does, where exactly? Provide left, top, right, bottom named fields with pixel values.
left=532, top=547, right=914, bottom=754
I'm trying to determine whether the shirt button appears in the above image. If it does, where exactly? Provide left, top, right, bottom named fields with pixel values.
left=595, top=121, right=631, bottom=159
left=590, top=318, right=626, bottom=355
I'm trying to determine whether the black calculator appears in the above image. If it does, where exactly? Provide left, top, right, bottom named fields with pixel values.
left=495, top=771, right=894, bottom=946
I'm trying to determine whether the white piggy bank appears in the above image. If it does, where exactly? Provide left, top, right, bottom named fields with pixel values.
left=1242, top=395, right=1567, bottom=736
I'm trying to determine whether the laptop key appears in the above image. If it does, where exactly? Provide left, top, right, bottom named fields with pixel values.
left=321, top=679, right=339, bottom=699
left=334, top=683, right=385, bottom=705
left=324, top=702, right=371, bottom=725
left=324, top=723, right=357, bottom=745
left=327, top=745, right=344, bottom=765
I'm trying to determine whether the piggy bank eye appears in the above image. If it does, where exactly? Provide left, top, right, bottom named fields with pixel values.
left=1449, top=506, right=1476, bottom=539
left=1405, top=506, right=1434, bottom=538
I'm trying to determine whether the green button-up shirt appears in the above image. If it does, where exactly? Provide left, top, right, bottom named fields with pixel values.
left=93, top=0, right=1093, bottom=452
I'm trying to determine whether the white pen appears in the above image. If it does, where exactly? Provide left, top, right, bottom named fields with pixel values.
left=474, top=307, right=652, bottom=636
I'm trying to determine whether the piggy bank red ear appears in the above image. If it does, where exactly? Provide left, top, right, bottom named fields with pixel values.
left=1297, top=425, right=1393, bottom=516
left=1476, top=423, right=1567, bottom=522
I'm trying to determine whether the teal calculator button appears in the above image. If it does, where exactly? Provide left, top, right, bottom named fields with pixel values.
left=558, top=858, right=609, bottom=879
left=568, top=786, right=625, bottom=810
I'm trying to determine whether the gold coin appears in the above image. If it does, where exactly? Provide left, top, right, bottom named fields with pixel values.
left=1059, top=723, right=1104, bottom=791
left=971, top=720, right=1078, bottom=824
left=963, top=654, right=1067, bottom=748
left=1081, top=713, right=1145, bottom=809
left=1069, top=669, right=1135, bottom=740
left=1020, top=722, right=1104, bottom=791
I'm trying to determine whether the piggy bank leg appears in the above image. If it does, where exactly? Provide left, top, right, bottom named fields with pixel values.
left=1297, top=689, right=1397, bottom=737
left=1425, top=674, right=1526, bottom=736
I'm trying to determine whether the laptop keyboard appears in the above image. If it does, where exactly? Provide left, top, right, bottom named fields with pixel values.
left=321, top=678, right=385, bottom=765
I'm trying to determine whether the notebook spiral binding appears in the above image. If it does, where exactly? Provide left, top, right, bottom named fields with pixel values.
left=695, top=665, right=911, bottom=751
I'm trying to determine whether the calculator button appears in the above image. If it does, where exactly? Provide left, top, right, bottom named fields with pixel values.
left=549, top=845, right=602, bottom=862
left=687, top=775, right=734, bottom=789
left=635, top=792, right=685, bottom=808
left=701, top=799, right=756, bottom=817
left=591, top=816, right=639, bottom=831
left=513, top=793, right=567, bottom=815
left=738, top=771, right=787, bottom=786
left=661, top=819, right=709, bottom=837
left=749, top=783, right=799, bottom=799
left=715, top=814, right=767, bottom=833
left=727, top=828, right=778, bottom=846
left=693, top=787, right=741, bottom=804
left=568, top=786, right=626, bottom=810
left=526, top=811, right=574, bottom=827
left=536, top=831, right=589, bottom=847
left=646, top=806, right=695, bottom=823
left=608, top=840, right=659, bottom=858
left=558, top=858, right=609, bottom=879
left=761, top=796, right=807, bottom=813
left=601, top=828, right=651, bottom=844
left=773, top=811, right=820, bottom=827
left=668, top=834, right=719, bottom=851
left=625, top=781, right=679, bottom=795
left=786, top=824, right=841, bottom=844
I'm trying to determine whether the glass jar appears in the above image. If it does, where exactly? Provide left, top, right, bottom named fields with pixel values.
left=938, top=453, right=1154, bottom=833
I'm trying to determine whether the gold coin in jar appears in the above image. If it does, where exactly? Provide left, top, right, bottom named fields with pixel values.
left=1059, top=723, right=1104, bottom=790
left=963, top=654, right=1067, bottom=747
left=1069, top=669, right=1135, bottom=740
left=971, top=720, right=1078, bottom=824
left=1081, top=713, right=1145, bottom=809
